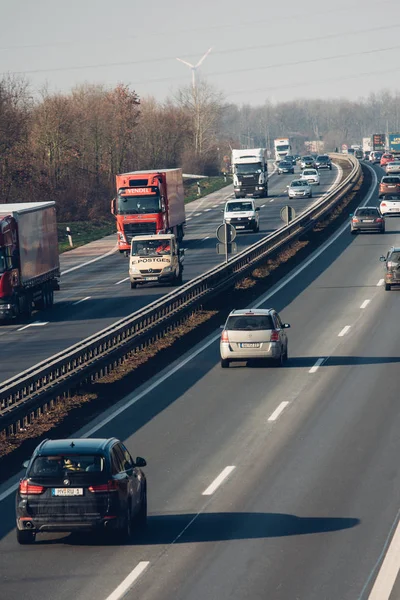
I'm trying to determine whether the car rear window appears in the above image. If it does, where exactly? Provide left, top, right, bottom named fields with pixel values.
left=226, top=315, right=274, bottom=330
left=382, top=177, right=400, bottom=183
left=355, top=209, right=379, bottom=217
left=29, top=454, right=106, bottom=476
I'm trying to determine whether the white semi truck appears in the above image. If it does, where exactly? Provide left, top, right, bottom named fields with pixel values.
left=274, top=138, right=291, bottom=162
left=231, top=148, right=268, bottom=199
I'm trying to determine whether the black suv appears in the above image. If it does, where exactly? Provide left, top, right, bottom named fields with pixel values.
left=16, top=438, right=147, bottom=544
left=314, top=155, right=332, bottom=170
left=380, top=247, right=400, bottom=291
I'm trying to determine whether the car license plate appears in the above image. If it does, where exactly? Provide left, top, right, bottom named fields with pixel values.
left=388, top=185, right=396, bottom=188
left=362, top=219, right=373, bottom=222
left=52, top=488, right=83, bottom=496
left=235, top=225, right=245, bottom=229
left=240, top=342, right=260, bottom=348
left=145, top=276, right=158, bottom=281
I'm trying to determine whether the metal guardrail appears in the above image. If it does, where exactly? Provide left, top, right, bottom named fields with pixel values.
left=0, top=154, right=361, bottom=436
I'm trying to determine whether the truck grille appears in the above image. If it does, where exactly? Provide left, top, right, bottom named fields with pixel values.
left=139, top=269, right=162, bottom=274
left=123, top=222, right=157, bottom=242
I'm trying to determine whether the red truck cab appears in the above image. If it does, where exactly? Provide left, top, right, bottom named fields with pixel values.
left=111, top=169, right=185, bottom=254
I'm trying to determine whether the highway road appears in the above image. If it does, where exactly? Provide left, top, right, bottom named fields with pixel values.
left=0, top=162, right=341, bottom=382
left=0, top=163, right=400, bottom=600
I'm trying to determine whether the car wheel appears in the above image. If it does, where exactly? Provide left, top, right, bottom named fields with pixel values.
left=350, top=229, right=357, bottom=235
left=309, top=192, right=312, bottom=198
left=221, top=358, right=230, bottom=368
left=284, top=346, right=288, bottom=361
left=136, top=491, right=147, bottom=529
left=130, top=282, right=137, bottom=289
left=175, top=269, right=183, bottom=285
left=317, top=182, right=320, bottom=185
left=253, top=224, right=259, bottom=233
left=385, top=283, right=391, bottom=291
left=381, top=228, right=385, bottom=233
left=118, top=505, right=133, bottom=543
left=273, top=352, right=284, bottom=367
left=17, top=529, right=35, bottom=545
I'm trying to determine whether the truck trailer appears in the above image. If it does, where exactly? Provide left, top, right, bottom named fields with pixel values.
left=0, top=202, right=60, bottom=322
left=231, top=148, right=268, bottom=198
left=387, top=133, right=400, bottom=157
left=111, top=168, right=186, bottom=254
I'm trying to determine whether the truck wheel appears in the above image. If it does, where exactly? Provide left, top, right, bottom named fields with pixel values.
left=130, top=282, right=137, bottom=289
left=48, top=288, right=54, bottom=307
left=17, top=529, right=35, bottom=545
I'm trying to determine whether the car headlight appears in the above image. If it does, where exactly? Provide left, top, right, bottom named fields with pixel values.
left=130, top=266, right=140, bottom=273
left=225, top=217, right=231, bottom=221
left=163, top=266, right=173, bottom=273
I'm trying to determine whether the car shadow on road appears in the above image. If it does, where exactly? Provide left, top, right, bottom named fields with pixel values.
left=30, top=511, right=360, bottom=546
left=234, top=356, right=400, bottom=369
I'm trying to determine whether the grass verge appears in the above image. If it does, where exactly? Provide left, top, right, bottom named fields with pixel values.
left=184, top=176, right=232, bottom=204
left=58, top=220, right=115, bottom=253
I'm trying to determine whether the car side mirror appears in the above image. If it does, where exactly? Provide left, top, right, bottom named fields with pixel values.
left=135, top=456, right=147, bottom=467
left=380, top=256, right=386, bottom=262
left=349, top=213, right=354, bottom=217
left=283, top=323, right=291, bottom=329
left=22, top=460, right=30, bottom=469
left=255, top=207, right=260, bottom=211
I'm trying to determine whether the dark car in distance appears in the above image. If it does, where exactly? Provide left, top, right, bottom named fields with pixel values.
left=314, top=155, right=332, bottom=170
left=16, top=438, right=147, bottom=544
left=350, top=207, right=385, bottom=234
left=278, top=160, right=295, bottom=174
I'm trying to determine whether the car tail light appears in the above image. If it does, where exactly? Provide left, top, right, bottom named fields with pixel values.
left=221, top=330, right=229, bottom=342
left=88, top=480, right=118, bottom=493
left=270, top=330, right=280, bottom=342
left=381, top=203, right=387, bottom=207
left=376, top=218, right=384, bottom=222
left=19, top=479, right=45, bottom=495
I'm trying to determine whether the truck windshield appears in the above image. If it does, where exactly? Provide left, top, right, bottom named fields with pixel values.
left=131, top=240, right=171, bottom=256
left=117, top=194, right=161, bottom=215
left=0, top=249, right=7, bottom=274
left=235, top=163, right=262, bottom=174
left=276, top=145, right=289, bottom=152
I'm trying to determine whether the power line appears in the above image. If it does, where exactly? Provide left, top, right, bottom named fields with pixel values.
left=2, top=25, right=400, bottom=78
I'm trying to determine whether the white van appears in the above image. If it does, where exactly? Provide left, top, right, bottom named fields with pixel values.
left=223, top=199, right=260, bottom=233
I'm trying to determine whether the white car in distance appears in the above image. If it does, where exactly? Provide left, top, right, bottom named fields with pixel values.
left=386, top=161, right=400, bottom=174
left=379, top=196, right=400, bottom=216
left=287, top=179, right=312, bottom=198
left=301, top=168, right=320, bottom=185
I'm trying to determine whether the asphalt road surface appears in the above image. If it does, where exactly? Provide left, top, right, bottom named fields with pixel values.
left=1, top=163, right=400, bottom=599
left=0, top=163, right=340, bottom=382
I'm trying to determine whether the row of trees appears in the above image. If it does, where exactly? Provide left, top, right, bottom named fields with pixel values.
left=0, top=74, right=399, bottom=220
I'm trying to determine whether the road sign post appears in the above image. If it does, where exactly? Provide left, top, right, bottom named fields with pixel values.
left=216, top=223, right=237, bottom=263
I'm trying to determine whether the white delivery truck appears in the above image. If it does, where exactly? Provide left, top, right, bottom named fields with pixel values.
left=129, top=233, right=184, bottom=288
left=231, top=148, right=268, bottom=199
left=274, top=138, right=291, bottom=162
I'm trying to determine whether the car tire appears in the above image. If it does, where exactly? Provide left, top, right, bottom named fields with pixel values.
left=130, top=282, right=137, bottom=289
left=136, top=491, right=147, bottom=529
left=221, top=359, right=230, bottom=368
left=17, top=529, right=35, bottom=545
left=381, top=228, right=385, bottom=234
left=273, top=352, right=284, bottom=367
left=253, top=224, right=259, bottom=233
left=351, top=229, right=357, bottom=235
left=385, top=283, right=391, bottom=291
left=175, top=269, right=183, bottom=285
left=317, top=182, right=320, bottom=186
left=309, top=192, right=312, bottom=198
left=118, top=505, right=133, bottom=543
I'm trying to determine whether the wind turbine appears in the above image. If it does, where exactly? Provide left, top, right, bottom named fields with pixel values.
left=176, top=48, right=212, bottom=90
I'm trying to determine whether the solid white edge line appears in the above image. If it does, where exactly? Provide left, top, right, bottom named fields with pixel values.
left=17, top=324, right=32, bottom=331
left=72, top=296, right=91, bottom=306
left=360, top=299, right=371, bottom=309
left=61, top=246, right=117, bottom=276
left=202, top=466, right=236, bottom=496
left=202, top=236, right=210, bottom=241
left=204, top=208, right=212, bottom=212
left=367, top=517, right=400, bottom=600
left=104, top=561, right=150, bottom=600
left=194, top=213, right=202, bottom=216
left=338, top=325, right=351, bottom=337
left=268, top=401, right=289, bottom=422
left=0, top=160, right=378, bottom=503
left=115, top=277, right=130, bottom=285
left=377, top=278, right=384, bottom=286
left=309, top=358, right=325, bottom=374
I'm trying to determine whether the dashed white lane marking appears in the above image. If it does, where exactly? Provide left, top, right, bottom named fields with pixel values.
left=377, top=279, right=384, bottom=286
left=202, top=466, right=236, bottom=496
left=261, top=204, right=266, bottom=208
left=309, top=358, right=325, bottom=374
left=202, top=236, right=210, bottom=241
left=186, top=217, right=192, bottom=221
left=269, top=199, right=274, bottom=202
left=212, top=204, right=219, bottom=207
left=72, top=296, right=91, bottom=306
left=61, top=246, right=117, bottom=276
left=360, top=299, right=371, bottom=309
left=338, top=325, right=351, bottom=337
left=115, top=277, right=129, bottom=285
left=268, top=401, right=289, bottom=422
left=17, top=321, right=49, bottom=332
left=105, top=561, right=150, bottom=600
left=204, top=208, right=212, bottom=212
left=194, top=213, right=203, bottom=217
left=367, top=515, right=400, bottom=600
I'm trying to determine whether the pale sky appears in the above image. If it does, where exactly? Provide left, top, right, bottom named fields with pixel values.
left=1, top=0, right=400, bottom=105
